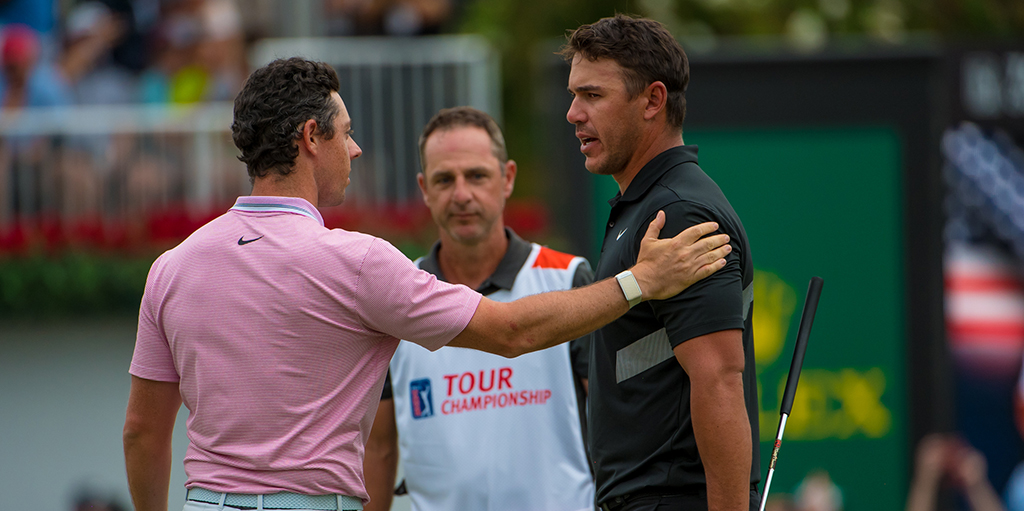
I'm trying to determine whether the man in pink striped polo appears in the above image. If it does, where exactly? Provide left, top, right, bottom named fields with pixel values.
left=122, top=57, right=732, bottom=511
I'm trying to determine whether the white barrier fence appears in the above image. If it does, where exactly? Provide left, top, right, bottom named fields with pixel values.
left=0, top=36, right=500, bottom=231
left=0, top=103, right=243, bottom=227
left=250, top=35, right=501, bottom=204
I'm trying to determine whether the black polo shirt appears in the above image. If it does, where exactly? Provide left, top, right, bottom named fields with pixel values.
left=382, top=228, right=593, bottom=399
left=590, top=146, right=760, bottom=506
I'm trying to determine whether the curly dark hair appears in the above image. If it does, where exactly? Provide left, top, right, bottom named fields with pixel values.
left=559, top=14, right=689, bottom=130
left=418, top=107, right=507, bottom=172
left=231, top=57, right=341, bottom=180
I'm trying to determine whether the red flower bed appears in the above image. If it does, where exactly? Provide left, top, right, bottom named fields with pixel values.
left=0, top=199, right=550, bottom=257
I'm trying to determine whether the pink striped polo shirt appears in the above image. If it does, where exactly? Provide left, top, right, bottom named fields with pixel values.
left=130, top=196, right=481, bottom=501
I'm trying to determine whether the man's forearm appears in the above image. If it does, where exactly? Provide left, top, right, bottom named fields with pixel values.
left=450, top=218, right=731, bottom=357
left=449, top=277, right=628, bottom=357
left=691, top=374, right=752, bottom=511
left=123, top=376, right=181, bottom=511
left=363, top=448, right=398, bottom=511
left=364, top=400, right=399, bottom=511
left=124, top=430, right=174, bottom=511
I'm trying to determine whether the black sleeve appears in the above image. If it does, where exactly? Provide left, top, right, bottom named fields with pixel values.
left=639, top=201, right=745, bottom=347
left=381, top=368, right=393, bottom=400
left=568, top=261, right=594, bottom=382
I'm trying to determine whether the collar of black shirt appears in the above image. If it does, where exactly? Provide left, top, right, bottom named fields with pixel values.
left=608, top=145, right=700, bottom=208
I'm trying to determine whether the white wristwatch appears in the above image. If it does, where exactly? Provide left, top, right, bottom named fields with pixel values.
left=615, top=270, right=643, bottom=309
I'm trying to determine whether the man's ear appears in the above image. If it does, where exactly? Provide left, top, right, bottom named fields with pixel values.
left=503, top=159, right=517, bottom=199
left=300, top=119, right=319, bottom=155
left=643, top=81, right=668, bottom=121
left=417, top=172, right=429, bottom=205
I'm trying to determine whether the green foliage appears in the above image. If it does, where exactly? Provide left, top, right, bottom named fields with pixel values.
left=660, top=0, right=1024, bottom=40
left=456, top=0, right=1024, bottom=200
left=0, top=253, right=155, bottom=317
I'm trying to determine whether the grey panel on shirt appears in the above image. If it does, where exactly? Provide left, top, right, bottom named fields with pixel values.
left=743, top=282, right=753, bottom=321
left=615, top=282, right=752, bottom=384
left=615, top=328, right=673, bottom=383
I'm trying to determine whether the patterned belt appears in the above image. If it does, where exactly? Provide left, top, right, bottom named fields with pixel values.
left=186, top=487, right=363, bottom=511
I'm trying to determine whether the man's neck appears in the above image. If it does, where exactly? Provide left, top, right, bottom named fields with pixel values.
left=613, top=130, right=685, bottom=194
left=436, top=226, right=509, bottom=291
left=250, top=164, right=319, bottom=206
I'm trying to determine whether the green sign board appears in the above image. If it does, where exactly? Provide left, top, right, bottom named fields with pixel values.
left=590, top=126, right=907, bottom=510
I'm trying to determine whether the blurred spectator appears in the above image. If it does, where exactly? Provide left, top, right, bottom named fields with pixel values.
left=140, top=0, right=245, bottom=104
left=907, top=433, right=1006, bottom=511
left=0, top=24, right=72, bottom=222
left=73, top=491, right=126, bottom=511
left=764, top=494, right=798, bottom=511
left=794, top=470, right=843, bottom=511
left=93, top=0, right=151, bottom=74
left=0, top=0, right=58, bottom=59
left=325, top=0, right=453, bottom=36
left=62, top=1, right=133, bottom=104
left=0, top=1, right=248, bottom=231
left=0, top=23, right=71, bottom=109
left=195, top=0, right=245, bottom=100
left=52, top=2, right=136, bottom=224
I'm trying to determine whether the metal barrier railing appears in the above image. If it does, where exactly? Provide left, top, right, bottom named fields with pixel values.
left=0, top=103, right=244, bottom=230
left=0, top=35, right=501, bottom=249
left=250, top=35, right=502, bottom=204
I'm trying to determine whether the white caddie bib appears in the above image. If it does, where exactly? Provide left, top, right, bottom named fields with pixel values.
left=391, top=244, right=595, bottom=511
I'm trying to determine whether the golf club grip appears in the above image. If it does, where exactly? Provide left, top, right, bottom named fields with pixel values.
left=779, top=276, right=824, bottom=416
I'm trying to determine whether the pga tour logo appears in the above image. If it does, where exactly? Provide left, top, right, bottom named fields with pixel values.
left=410, top=378, right=434, bottom=419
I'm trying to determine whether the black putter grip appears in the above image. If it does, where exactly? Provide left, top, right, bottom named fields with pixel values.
left=779, top=276, right=824, bottom=416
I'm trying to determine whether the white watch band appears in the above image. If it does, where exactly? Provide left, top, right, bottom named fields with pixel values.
left=615, top=270, right=643, bottom=308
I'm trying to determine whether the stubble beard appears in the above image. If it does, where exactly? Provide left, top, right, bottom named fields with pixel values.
left=318, top=161, right=351, bottom=207
left=588, top=128, right=641, bottom=176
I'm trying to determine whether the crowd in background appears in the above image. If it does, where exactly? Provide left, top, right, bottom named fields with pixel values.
left=0, top=0, right=253, bottom=244
left=0, top=0, right=459, bottom=109
left=0, top=0, right=247, bottom=109
left=0, top=0, right=461, bottom=254
left=2, top=2, right=1023, bottom=511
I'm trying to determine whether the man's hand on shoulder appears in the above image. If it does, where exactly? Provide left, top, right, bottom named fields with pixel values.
left=632, top=211, right=730, bottom=301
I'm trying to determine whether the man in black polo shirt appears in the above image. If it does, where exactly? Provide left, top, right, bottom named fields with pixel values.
left=562, top=14, right=760, bottom=511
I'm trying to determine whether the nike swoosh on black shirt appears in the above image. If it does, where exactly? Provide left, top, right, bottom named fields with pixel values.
left=238, top=235, right=264, bottom=245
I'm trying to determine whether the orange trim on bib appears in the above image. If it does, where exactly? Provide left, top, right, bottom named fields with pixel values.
left=532, top=247, right=575, bottom=270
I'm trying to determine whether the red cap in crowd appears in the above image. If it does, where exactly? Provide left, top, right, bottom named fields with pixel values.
left=2, top=24, right=40, bottom=67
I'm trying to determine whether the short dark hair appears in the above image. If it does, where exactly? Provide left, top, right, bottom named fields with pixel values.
left=231, top=57, right=341, bottom=180
left=418, top=107, right=508, bottom=172
left=559, top=14, right=689, bottom=130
